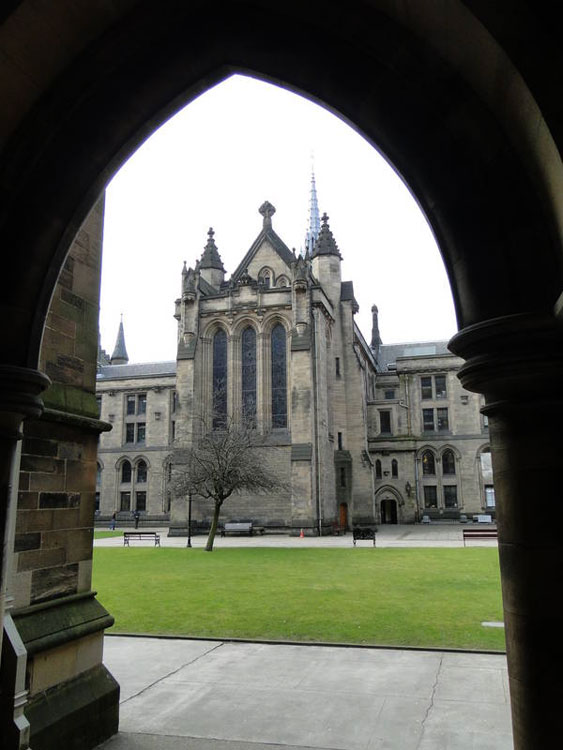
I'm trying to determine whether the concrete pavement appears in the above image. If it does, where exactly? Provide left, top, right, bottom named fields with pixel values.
left=97, top=636, right=512, bottom=750
left=94, top=523, right=499, bottom=549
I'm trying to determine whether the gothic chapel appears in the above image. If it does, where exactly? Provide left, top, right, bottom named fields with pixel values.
left=169, top=185, right=377, bottom=534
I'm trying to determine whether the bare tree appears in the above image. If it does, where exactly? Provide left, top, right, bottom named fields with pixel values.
left=172, top=414, right=288, bottom=551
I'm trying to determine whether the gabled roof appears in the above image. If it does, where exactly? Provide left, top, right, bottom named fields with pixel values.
left=231, top=226, right=295, bottom=282
left=231, top=202, right=295, bottom=282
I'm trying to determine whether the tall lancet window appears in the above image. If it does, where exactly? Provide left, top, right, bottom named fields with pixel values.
left=271, top=324, right=287, bottom=428
left=241, top=327, right=257, bottom=424
left=212, top=329, right=228, bottom=428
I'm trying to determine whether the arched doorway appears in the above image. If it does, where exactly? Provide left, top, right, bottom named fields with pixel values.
left=380, top=497, right=398, bottom=525
left=2, top=5, right=563, bottom=750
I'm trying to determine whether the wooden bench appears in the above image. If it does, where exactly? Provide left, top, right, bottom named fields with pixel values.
left=221, top=522, right=253, bottom=536
left=123, top=531, right=160, bottom=546
left=462, top=528, right=497, bottom=546
left=352, top=526, right=377, bottom=547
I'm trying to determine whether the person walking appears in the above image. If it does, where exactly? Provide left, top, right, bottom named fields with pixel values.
left=133, top=509, right=140, bottom=529
left=110, top=511, right=116, bottom=531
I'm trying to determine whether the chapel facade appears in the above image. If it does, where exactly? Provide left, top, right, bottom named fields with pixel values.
left=96, top=190, right=494, bottom=531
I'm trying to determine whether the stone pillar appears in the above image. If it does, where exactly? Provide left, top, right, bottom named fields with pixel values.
left=450, top=312, right=563, bottom=750
left=0, top=365, right=50, bottom=749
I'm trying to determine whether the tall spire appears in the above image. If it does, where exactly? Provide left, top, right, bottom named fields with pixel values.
left=304, top=165, right=321, bottom=256
left=110, top=315, right=129, bottom=365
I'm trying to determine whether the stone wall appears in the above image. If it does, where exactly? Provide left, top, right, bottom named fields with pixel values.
left=3, top=197, right=118, bottom=750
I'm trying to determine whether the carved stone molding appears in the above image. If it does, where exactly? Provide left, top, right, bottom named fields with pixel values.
left=0, top=366, right=50, bottom=439
left=449, top=313, right=563, bottom=410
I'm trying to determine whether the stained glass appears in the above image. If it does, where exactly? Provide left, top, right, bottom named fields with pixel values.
left=271, top=324, right=287, bottom=428
left=213, top=329, right=228, bottom=428
left=242, top=327, right=256, bottom=423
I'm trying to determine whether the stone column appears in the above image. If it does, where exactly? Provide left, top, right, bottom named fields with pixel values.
left=0, top=365, right=49, bottom=749
left=450, top=312, right=563, bottom=750
left=0, top=366, right=50, bottom=651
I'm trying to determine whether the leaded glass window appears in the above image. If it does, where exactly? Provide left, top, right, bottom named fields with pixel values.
left=213, top=329, right=228, bottom=428
left=241, top=327, right=257, bottom=424
left=443, top=485, right=458, bottom=508
left=136, top=460, right=147, bottom=483
left=423, top=485, right=438, bottom=508
left=422, top=450, right=435, bottom=475
left=271, top=324, right=287, bottom=428
left=121, top=460, right=132, bottom=483
left=442, top=449, right=455, bottom=475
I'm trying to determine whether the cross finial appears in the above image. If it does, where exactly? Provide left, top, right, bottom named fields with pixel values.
left=208, top=227, right=214, bottom=239
left=259, top=201, right=276, bottom=228
left=321, top=212, right=329, bottom=224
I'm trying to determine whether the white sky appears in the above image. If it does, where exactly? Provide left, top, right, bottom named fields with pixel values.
left=99, top=74, right=457, bottom=363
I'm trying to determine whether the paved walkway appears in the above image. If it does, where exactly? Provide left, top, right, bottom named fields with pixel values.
left=94, top=524, right=498, bottom=549
left=97, top=636, right=512, bottom=750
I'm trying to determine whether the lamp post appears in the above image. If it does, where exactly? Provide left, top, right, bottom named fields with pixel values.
left=186, top=492, right=192, bottom=548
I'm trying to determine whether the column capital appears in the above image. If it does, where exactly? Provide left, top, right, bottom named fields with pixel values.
left=0, top=365, right=50, bottom=439
left=449, top=313, right=563, bottom=409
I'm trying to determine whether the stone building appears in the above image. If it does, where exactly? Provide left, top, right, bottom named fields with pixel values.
left=96, top=192, right=494, bottom=531
left=369, top=334, right=494, bottom=524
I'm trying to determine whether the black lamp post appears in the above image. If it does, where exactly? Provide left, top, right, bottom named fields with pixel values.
left=186, top=492, right=192, bottom=548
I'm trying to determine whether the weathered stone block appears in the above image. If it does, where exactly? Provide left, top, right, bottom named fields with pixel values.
left=39, top=492, right=80, bottom=509
left=31, top=564, right=79, bottom=604
left=18, top=547, right=66, bottom=573
left=14, top=533, right=41, bottom=552
left=17, top=491, right=38, bottom=510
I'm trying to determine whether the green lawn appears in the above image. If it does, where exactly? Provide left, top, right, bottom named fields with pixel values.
left=93, top=547, right=505, bottom=651
left=94, top=530, right=123, bottom=539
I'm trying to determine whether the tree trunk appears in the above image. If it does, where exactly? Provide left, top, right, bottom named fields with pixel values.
left=205, top=501, right=222, bottom=551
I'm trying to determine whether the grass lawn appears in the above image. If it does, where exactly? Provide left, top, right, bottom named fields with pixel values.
left=94, top=530, right=123, bottom=539
left=93, top=547, right=504, bottom=651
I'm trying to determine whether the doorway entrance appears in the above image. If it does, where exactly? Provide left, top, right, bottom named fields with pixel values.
left=339, top=502, right=348, bottom=532
left=380, top=498, right=398, bottom=524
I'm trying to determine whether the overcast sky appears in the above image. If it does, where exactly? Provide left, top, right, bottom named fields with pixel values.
left=99, top=74, right=457, bottom=363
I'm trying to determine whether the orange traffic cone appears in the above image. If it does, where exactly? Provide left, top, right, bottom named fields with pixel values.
left=300, top=528, right=304, bottom=538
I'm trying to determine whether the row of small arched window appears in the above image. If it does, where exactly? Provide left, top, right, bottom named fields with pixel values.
left=422, top=449, right=455, bottom=476
left=117, top=459, right=147, bottom=484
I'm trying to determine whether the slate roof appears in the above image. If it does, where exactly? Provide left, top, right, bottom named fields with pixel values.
left=199, top=228, right=225, bottom=270
left=312, top=213, right=341, bottom=258
left=111, top=320, right=129, bottom=363
left=377, top=341, right=451, bottom=370
left=97, top=361, right=177, bottom=381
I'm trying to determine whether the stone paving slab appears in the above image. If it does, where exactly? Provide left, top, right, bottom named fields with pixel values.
left=97, top=636, right=512, bottom=750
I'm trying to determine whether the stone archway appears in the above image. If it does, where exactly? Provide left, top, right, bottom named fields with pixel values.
left=375, top=486, right=403, bottom=525
left=1, top=4, right=563, bottom=749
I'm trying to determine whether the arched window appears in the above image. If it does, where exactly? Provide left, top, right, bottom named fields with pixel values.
left=96, top=462, right=102, bottom=485
left=375, top=459, right=382, bottom=479
left=241, top=326, right=257, bottom=423
left=212, top=329, right=228, bottom=428
left=271, top=324, right=287, bottom=428
left=422, top=450, right=435, bottom=476
left=121, top=460, right=132, bottom=483
left=137, top=460, right=147, bottom=483
left=277, top=276, right=289, bottom=288
left=442, top=449, right=456, bottom=475
left=392, top=459, right=398, bottom=478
